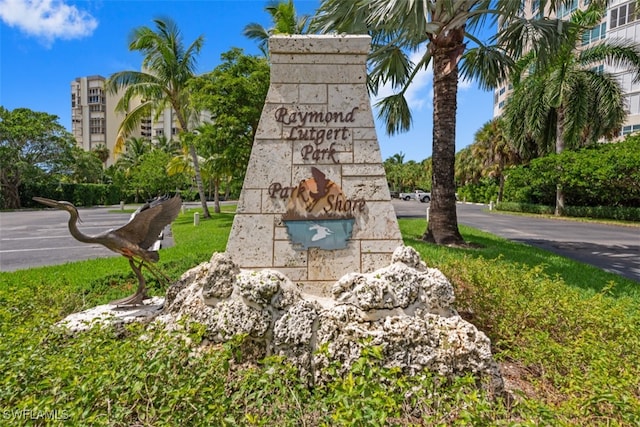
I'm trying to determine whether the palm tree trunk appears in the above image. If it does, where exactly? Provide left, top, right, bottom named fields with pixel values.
left=176, top=107, right=210, bottom=219
left=214, top=179, right=221, bottom=214
left=422, top=34, right=465, bottom=245
left=189, top=143, right=211, bottom=218
left=555, top=107, right=565, bottom=216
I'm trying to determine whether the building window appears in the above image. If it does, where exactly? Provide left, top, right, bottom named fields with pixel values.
left=89, top=118, right=104, bottom=134
left=621, top=123, right=640, bottom=136
left=88, top=95, right=104, bottom=104
left=582, top=22, right=606, bottom=45
left=610, top=2, right=636, bottom=29
left=498, top=100, right=505, bottom=109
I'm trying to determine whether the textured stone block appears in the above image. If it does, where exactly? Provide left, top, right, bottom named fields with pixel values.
left=308, top=245, right=361, bottom=281
left=226, top=35, right=402, bottom=287
left=227, top=214, right=274, bottom=267
left=274, top=240, right=308, bottom=268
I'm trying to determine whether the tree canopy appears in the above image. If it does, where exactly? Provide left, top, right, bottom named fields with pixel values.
left=106, top=17, right=211, bottom=217
left=188, top=48, right=270, bottom=212
left=312, top=0, right=574, bottom=245
left=0, top=107, right=77, bottom=208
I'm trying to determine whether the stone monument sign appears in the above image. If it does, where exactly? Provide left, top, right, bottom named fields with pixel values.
left=226, top=35, right=403, bottom=296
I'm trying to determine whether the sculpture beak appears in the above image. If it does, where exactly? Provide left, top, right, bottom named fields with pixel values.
left=33, top=197, right=61, bottom=208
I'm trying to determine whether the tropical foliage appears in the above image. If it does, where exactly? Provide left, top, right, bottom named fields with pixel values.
left=503, top=3, right=640, bottom=214
left=383, top=153, right=432, bottom=193
left=312, top=0, right=574, bottom=245
left=105, top=17, right=211, bottom=218
left=502, top=135, right=640, bottom=209
left=0, top=106, right=97, bottom=209
left=243, top=0, right=311, bottom=56
left=188, top=48, right=270, bottom=212
left=455, top=117, right=520, bottom=203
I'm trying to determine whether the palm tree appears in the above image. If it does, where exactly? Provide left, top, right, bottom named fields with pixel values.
left=472, top=118, right=520, bottom=202
left=383, top=152, right=405, bottom=192
left=153, top=135, right=181, bottom=155
left=504, top=3, right=640, bottom=215
left=312, top=0, right=572, bottom=245
left=92, top=144, right=110, bottom=165
left=455, top=146, right=483, bottom=188
left=115, top=136, right=152, bottom=202
left=105, top=17, right=211, bottom=218
left=244, top=0, right=310, bottom=56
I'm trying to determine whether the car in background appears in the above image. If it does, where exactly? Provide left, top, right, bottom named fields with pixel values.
left=390, top=190, right=400, bottom=199
left=399, top=190, right=431, bottom=202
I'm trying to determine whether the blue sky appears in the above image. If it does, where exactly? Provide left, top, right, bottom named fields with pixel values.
left=0, top=0, right=495, bottom=162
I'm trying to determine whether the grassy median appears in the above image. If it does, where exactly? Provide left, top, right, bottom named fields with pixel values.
left=1, top=207, right=638, bottom=425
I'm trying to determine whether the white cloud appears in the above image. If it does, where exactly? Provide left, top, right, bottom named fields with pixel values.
left=0, top=0, right=97, bottom=45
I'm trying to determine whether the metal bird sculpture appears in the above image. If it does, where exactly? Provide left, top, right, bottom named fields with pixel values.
left=33, top=195, right=182, bottom=306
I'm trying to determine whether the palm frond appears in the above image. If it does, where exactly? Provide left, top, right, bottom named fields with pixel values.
left=368, top=44, right=413, bottom=90
left=460, top=44, right=513, bottom=90
left=310, top=0, right=370, bottom=34
left=375, top=93, right=412, bottom=135
left=579, top=41, right=640, bottom=82
left=498, top=16, right=575, bottom=69
left=561, top=73, right=590, bottom=148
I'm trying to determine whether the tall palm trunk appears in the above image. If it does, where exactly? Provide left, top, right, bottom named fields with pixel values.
left=213, top=179, right=221, bottom=214
left=423, top=31, right=465, bottom=245
left=555, top=106, right=565, bottom=216
left=188, top=143, right=211, bottom=218
left=176, top=110, right=210, bottom=219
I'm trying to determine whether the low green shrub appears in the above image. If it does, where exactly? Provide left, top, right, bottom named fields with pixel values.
left=502, top=137, right=640, bottom=208
left=563, top=205, right=640, bottom=221
left=457, top=178, right=499, bottom=204
left=20, top=183, right=123, bottom=207
left=496, top=202, right=640, bottom=221
left=1, top=212, right=639, bottom=425
left=495, top=202, right=555, bottom=215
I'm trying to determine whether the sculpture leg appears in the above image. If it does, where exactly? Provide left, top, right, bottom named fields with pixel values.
left=109, top=259, right=148, bottom=307
left=142, top=261, right=172, bottom=284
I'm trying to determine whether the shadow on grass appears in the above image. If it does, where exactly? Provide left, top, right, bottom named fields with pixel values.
left=399, top=219, right=639, bottom=299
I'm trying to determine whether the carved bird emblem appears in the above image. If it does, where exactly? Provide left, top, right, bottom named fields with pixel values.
left=310, top=167, right=330, bottom=201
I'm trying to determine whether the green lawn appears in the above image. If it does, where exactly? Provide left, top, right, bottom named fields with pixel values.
left=1, top=208, right=638, bottom=426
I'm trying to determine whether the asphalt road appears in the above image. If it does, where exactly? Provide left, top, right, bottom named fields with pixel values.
left=0, top=205, right=175, bottom=272
left=1, top=201, right=638, bottom=283
left=392, top=199, right=640, bottom=283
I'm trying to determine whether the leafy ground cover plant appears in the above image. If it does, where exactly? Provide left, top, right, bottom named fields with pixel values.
left=0, top=210, right=638, bottom=425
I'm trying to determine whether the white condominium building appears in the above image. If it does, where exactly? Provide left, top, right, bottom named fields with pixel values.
left=71, top=75, right=181, bottom=166
left=493, top=0, right=640, bottom=137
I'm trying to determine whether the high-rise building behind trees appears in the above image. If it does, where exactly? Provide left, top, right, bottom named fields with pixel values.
left=494, top=0, right=640, bottom=137
left=71, top=75, right=182, bottom=166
